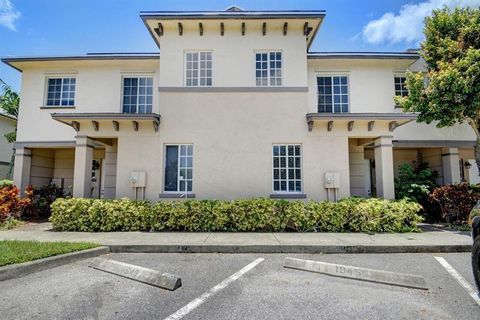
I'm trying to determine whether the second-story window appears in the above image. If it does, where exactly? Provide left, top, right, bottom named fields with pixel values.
left=185, top=51, right=212, bottom=87
left=46, top=78, right=76, bottom=106
left=394, top=75, right=408, bottom=97
left=255, top=51, right=282, bottom=86
left=317, top=75, right=349, bottom=113
left=122, top=77, right=153, bottom=114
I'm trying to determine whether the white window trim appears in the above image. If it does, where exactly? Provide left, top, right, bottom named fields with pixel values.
left=163, top=144, right=194, bottom=194
left=272, top=143, right=303, bottom=194
left=254, top=50, right=283, bottom=87
left=184, top=50, right=213, bottom=87
left=315, top=74, right=350, bottom=113
left=120, top=75, right=154, bottom=114
left=393, top=73, right=408, bottom=96
left=44, top=76, right=77, bottom=107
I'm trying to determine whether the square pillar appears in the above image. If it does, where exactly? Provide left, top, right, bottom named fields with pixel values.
left=102, top=141, right=117, bottom=199
left=442, top=147, right=461, bottom=184
left=374, top=136, right=395, bottom=199
left=73, top=136, right=94, bottom=198
left=13, top=147, right=31, bottom=193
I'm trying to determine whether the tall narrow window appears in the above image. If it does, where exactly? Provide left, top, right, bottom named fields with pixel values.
left=46, top=78, right=76, bottom=106
left=273, top=144, right=302, bottom=193
left=185, top=51, right=212, bottom=87
left=122, top=77, right=153, bottom=113
left=255, top=51, right=282, bottom=86
left=317, top=76, right=349, bottom=113
left=394, top=75, right=408, bottom=97
left=164, top=145, right=193, bottom=193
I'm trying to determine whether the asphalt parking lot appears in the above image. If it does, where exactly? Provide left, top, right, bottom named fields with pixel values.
left=1, top=252, right=479, bottom=320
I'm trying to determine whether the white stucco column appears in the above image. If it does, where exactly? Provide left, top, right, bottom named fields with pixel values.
left=102, top=141, right=117, bottom=199
left=13, top=147, right=31, bottom=193
left=374, top=136, right=395, bottom=199
left=442, top=147, right=461, bottom=184
left=73, top=136, right=94, bottom=198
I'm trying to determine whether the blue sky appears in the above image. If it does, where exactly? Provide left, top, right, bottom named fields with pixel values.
left=1, top=0, right=479, bottom=90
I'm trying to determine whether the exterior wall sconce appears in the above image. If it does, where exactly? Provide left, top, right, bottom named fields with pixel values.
left=465, top=160, right=472, bottom=169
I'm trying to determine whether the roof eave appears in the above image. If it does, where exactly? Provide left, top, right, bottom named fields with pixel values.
left=2, top=54, right=160, bottom=72
left=139, top=11, right=326, bottom=20
left=307, top=53, right=420, bottom=60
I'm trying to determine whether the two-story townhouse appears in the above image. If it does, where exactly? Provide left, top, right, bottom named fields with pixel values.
left=2, top=6, right=477, bottom=201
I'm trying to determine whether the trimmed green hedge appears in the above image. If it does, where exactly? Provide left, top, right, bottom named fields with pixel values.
left=49, top=197, right=423, bottom=233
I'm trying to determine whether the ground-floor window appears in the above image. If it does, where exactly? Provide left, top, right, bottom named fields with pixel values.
left=273, top=144, right=302, bottom=193
left=164, top=144, right=193, bottom=193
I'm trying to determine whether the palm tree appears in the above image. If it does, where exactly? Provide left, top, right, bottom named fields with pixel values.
left=0, top=79, right=19, bottom=178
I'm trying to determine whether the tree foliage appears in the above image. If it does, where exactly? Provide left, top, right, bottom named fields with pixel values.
left=0, top=79, right=19, bottom=119
left=395, top=7, right=480, bottom=168
left=0, top=79, right=19, bottom=178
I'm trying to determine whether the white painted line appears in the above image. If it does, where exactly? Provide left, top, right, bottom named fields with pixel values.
left=434, top=256, right=480, bottom=306
left=163, top=257, right=264, bottom=320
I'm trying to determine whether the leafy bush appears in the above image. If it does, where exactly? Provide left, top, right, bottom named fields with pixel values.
left=23, top=184, right=69, bottom=220
left=0, top=185, right=31, bottom=224
left=50, top=197, right=423, bottom=233
left=395, top=153, right=441, bottom=221
left=0, top=180, right=13, bottom=187
left=395, top=153, right=438, bottom=203
left=429, top=183, right=480, bottom=225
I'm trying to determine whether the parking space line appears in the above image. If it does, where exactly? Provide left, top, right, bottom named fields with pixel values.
left=163, top=257, right=265, bottom=320
left=434, top=256, right=480, bottom=306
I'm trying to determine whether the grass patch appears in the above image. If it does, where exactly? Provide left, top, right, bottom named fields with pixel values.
left=0, top=240, right=98, bottom=267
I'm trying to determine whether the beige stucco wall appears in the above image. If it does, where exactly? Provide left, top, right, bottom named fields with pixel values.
left=74, top=91, right=351, bottom=201
left=158, top=20, right=308, bottom=87
left=307, top=59, right=414, bottom=114
left=16, top=60, right=160, bottom=142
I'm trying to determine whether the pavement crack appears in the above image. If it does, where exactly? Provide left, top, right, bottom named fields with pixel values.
left=203, top=233, right=212, bottom=243
left=272, top=233, right=281, bottom=244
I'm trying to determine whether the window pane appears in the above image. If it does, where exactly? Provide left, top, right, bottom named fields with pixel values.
left=164, top=146, right=179, bottom=191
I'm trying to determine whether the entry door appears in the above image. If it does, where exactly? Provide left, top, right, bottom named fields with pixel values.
left=363, top=159, right=372, bottom=197
left=91, top=160, right=101, bottom=198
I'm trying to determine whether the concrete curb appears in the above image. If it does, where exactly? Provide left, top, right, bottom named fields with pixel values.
left=0, top=246, right=109, bottom=281
left=107, top=244, right=472, bottom=254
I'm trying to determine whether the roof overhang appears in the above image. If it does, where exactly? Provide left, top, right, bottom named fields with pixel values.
left=307, top=52, right=420, bottom=60
left=2, top=53, right=159, bottom=72
left=51, top=113, right=161, bottom=133
left=306, top=112, right=417, bottom=132
left=140, top=10, right=325, bottom=49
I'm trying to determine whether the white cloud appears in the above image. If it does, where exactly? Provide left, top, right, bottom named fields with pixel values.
left=362, top=0, right=480, bottom=45
left=0, top=0, right=20, bottom=31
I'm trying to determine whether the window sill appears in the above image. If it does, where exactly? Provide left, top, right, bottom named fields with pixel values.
left=159, top=193, right=196, bottom=199
left=269, top=193, right=307, bottom=199
left=40, top=106, right=76, bottom=110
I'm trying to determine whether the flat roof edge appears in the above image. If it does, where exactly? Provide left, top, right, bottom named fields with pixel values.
left=308, top=52, right=420, bottom=60
left=2, top=54, right=160, bottom=71
left=140, top=11, right=325, bottom=20
left=2, top=54, right=159, bottom=63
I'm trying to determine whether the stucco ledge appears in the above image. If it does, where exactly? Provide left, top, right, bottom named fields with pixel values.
left=269, top=194, right=307, bottom=199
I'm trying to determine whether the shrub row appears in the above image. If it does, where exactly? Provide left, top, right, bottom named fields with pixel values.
left=50, top=197, right=423, bottom=233
left=429, top=183, right=480, bottom=224
left=0, top=184, right=31, bottom=225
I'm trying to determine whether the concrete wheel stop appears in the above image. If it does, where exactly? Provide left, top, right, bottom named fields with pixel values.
left=283, top=257, right=428, bottom=290
left=88, top=258, right=182, bottom=291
